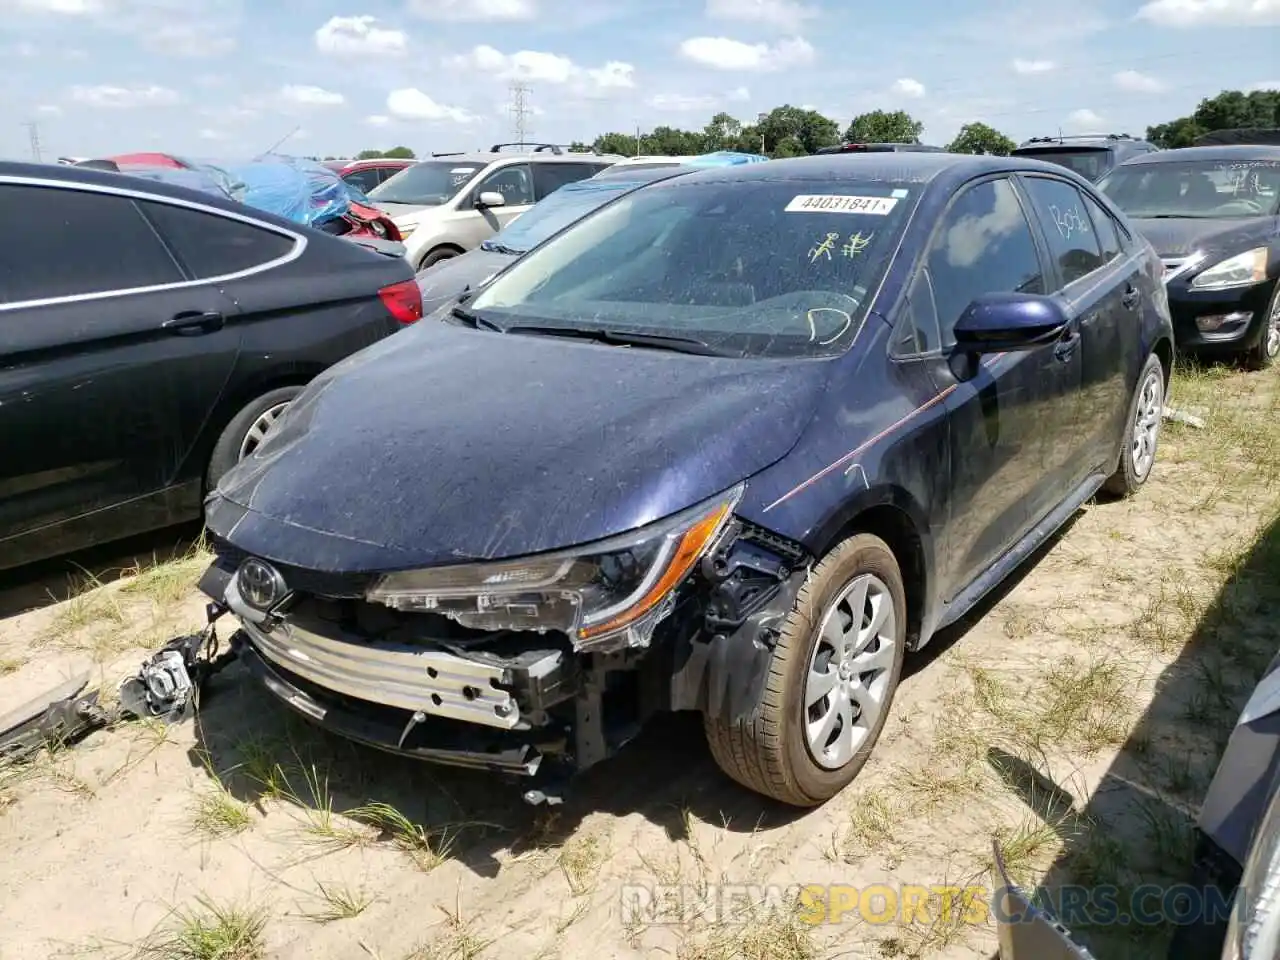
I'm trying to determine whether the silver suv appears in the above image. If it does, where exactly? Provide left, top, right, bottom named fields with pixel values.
left=365, top=144, right=622, bottom=270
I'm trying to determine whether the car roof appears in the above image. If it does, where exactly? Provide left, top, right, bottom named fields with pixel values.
left=1116, top=144, right=1280, bottom=164
left=0, top=159, right=311, bottom=232
left=1015, top=135, right=1154, bottom=148
left=419, top=150, right=620, bottom=165
left=658, top=151, right=1043, bottom=186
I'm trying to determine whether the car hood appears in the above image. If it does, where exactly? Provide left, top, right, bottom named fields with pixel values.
left=416, top=248, right=513, bottom=314
left=206, top=322, right=830, bottom=573
left=374, top=201, right=441, bottom=222
left=1129, top=215, right=1280, bottom=259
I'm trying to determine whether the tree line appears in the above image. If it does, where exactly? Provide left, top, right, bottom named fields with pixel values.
left=345, top=87, right=1276, bottom=161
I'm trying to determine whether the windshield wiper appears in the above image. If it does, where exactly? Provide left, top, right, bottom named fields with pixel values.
left=449, top=305, right=504, bottom=331
left=504, top=324, right=730, bottom=356
left=480, top=241, right=524, bottom=255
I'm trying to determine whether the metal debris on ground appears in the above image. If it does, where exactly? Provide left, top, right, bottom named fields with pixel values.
left=1162, top=406, right=1206, bottom=429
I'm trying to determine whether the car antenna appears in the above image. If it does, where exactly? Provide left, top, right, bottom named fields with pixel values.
left=261, top=125, right=302, bottom=157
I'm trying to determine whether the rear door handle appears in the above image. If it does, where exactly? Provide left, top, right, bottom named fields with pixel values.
left=1121, top=286, right=1140, bottom=310
left=162, top=310, right=225, bottom=335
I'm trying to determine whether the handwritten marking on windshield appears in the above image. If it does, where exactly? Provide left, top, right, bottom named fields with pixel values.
left=842, top=231, right=874, bottom=257
left=806, top=308, right=852, bottom=345
left=786, top=194, right=899, bottom=215
left=1048, top=203, right=1090, bottom=241
left=809, top=232, right=840, bottom=262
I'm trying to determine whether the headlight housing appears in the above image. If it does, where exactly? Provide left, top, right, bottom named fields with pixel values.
left=1192, top=248, right=1269, bottom=290
left=364, top=485, right=743, bottom=651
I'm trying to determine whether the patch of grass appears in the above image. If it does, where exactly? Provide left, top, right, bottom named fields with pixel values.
left=351, top=800, right=456, bottom=872
left=995, top=817, right=1064, bottom=888
left=301, top=881, right=373, bottom=924
left=558, top=830, right=608, bottom=896
left=675, top=907, right=818, bottom=960
left=135, top=895, right=267, bottom=960
left=193, top=781, right=252, bottom=839
left=41, top=569, right=126, bottom=642
left=280, top=763, right=374, bottom=852
left=0, top=655, right=23, bottom=675
left=842, top=788, right=898, bottom=857
left=118, top=540, right=213, bottom=609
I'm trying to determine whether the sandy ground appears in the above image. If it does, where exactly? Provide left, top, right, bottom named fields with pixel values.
left=2, top=362, right=1278, bottom=960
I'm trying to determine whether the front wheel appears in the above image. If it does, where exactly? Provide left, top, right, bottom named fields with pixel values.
left=1102, top=351, right=1165, bottom=498
left=417, top=247, right=458, bottom=272
left=1243, top=284, right=1280, bottom=371
left=205, top=386, right=303, bottom=492
left=704, top=533, right=907, bottom=807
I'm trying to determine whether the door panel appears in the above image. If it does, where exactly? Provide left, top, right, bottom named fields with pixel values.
left=909, top=176, right=1082, bottom=599
left=0, top=184, right=241, bottom=547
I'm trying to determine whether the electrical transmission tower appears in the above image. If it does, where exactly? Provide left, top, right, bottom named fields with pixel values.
left=23, top=121, right=42, bottom=163
left=509, top=83, right=532, bottom=146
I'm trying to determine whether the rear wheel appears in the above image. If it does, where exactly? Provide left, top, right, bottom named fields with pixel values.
left=704, top=533, right=906, bottom=806
left=1102, top=352, right=1164, bottom=498
left=206, top=386, right=303, bottom=491
left=1243, top=284, right=1280, bottom=371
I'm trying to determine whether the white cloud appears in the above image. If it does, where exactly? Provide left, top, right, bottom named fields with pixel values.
left=198, top=128, right=225, bottom=140
left=892, top=77, right=925, bottom=97
left=315, top=16, right=408, bottom=57
left=1066, top=108, right=1105, bottom=129
left=679, top=36, right=814, bottom=71
left=728, top=86, right=751, bottom=101
left=648, top=93, right=719, bottom=111
left=408, top=0, right=535, bottom=20
left=69, top=83, right=180, bottom=108
left=12, top=0, right=103, bottom=12
left=450, top=45, right=634, bottom=91
left=142, top=22, right=235, bottom=58
left=279, top=84, right=345, bottom=107
left=1250, top=80, right=1280, bottom=91
left=1136, top=0, right=1280, bottom=27
left=200, top=104, right=257, bottom=123
left=704, top=0, right=817, bottom=31
left=386, top=88, right=473, bottom=123
left=1113, top=69, right=1165, bottom=92
left=366, top=115, right=391, bottom=126
left=1012, top=58, right=1056, bottom=74
left=36, top=104, right=62, bottom=116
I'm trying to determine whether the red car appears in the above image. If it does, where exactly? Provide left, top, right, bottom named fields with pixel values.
left=322, top=158, right=417, bottom=195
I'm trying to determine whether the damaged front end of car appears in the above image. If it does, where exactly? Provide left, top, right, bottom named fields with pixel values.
left=199, top=482, right=814, bottom=804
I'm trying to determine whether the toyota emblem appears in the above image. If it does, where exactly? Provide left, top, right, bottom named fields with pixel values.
left=236, top=557, right=287, bottom=610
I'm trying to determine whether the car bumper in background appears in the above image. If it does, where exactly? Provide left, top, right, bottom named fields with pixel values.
left=1166, top=277, right=1276, bottom=353
left=992, top=842, right=1096, bottom=960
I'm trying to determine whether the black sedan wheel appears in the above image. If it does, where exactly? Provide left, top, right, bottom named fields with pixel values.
left=1244, top=285, right=1280, bottom=371
left=704, top=532, right=906, bottom=806
left=205, top=386, right=303, bottom=491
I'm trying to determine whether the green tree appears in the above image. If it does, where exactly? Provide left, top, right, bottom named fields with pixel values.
left=356, top=148, right=384, bottom=159
left=947, top=122, right=1017, bottom=155
left=843, top=109, right=923, bottom=145
left=383, top=145, right=416, bottom=159
left=702, top=112, right=744, bottom=152
left=755, top=104, right=840, bottom=155
left=1147, top=88, right=1280, bottom=147
left=593, top=131, right=641, bottom=155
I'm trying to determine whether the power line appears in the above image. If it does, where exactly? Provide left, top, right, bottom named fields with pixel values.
left=22, top=121, right=41, bottom=163
left=509, top=83, right=532, bottom=146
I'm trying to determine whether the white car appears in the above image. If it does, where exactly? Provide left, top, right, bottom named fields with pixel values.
left=365, top=144, right=621, bottom=271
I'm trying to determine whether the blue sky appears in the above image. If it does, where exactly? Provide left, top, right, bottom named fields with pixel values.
left=0, top=0, right=1276, bottom=160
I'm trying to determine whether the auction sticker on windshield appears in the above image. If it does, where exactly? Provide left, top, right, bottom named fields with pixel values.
left=785, top=195, right=900, bottom=215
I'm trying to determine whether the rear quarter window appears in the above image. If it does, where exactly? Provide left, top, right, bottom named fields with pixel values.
left=140, top=201, right=296, bottom=279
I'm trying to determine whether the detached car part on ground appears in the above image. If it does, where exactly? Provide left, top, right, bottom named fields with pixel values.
left=1097, top=145, right=1280, bottom=369
left=0, top=160, right=421, bottom=572
left=199, top=153, right=1174, bottom=807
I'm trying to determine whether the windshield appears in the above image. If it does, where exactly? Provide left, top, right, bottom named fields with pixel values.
left=1015, top=147, right=1112, bottom=181
left=1098, top=159, right=1280, bottom=218
left=468, top=178, right=918, bottom=359
left=483, top=181, right=642, bottom=254
left=367, top=161, right=483, bottom=206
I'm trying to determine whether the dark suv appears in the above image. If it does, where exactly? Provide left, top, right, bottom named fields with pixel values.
left=1011, top=134, right=1160, bottom=182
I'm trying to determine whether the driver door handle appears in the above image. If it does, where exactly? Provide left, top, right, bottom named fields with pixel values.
left=162, top=310, right=225, bottom=336
left=1053, top=327, right=1080, bottom=363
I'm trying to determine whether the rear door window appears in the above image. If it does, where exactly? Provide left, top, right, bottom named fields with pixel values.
left=1080, top=193, right=1123, bottom=263
left=925, top=177, right=1046, bottom=346
left=0, top=184, right=183, bottom=304
left=140, top=201, right=296, bottom=279
left=532, top=163, right=597, bottom=200
left=1019, top=176, right=1105, bottom=287
left=343, top=168, right=381, bottom=194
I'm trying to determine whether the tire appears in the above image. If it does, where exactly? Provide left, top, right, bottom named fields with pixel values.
left=417, top=247, right=458, bottom=272
left=1243, top=283, right=1280, bottom=371
left=205, top=386, right=303, bottom=491
left=704, top=533, right=907, bottom=807
left=1101, top=352, right=1165, bottom=498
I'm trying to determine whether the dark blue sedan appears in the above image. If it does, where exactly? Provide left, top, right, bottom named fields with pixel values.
left=198, top=152, right=1174, bottom=807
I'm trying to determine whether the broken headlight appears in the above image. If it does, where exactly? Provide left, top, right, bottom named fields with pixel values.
left=364, top=485, right=743, bottom=650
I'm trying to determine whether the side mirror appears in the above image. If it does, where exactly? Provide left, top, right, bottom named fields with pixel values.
left=952, top=292, right=1069, bottom=355
left=476, top=191, right=506, bottom=208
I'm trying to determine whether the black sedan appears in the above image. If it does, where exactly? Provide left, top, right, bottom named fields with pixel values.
left=1097, top=145, right=1280, bottom=368
left=0, top=160, right=421, bottom=572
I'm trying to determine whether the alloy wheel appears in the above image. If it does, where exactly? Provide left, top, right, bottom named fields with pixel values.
left=803, top=573, right=898, bottom=770
left=1131, top=367, right=1164, bottom=480
left=238, top=402, right=290, bottom=460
